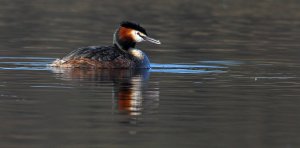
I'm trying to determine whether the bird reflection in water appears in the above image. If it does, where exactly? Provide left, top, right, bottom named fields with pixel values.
left=51, top=68, right=159, bottom=116
left=114, top=72, right=147, bottom=116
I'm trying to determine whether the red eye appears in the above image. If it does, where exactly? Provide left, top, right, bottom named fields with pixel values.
left=137, top=32, right=142, bottom=37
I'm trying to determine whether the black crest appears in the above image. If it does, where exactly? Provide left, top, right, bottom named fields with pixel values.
left=120, top=21, right=148, bottom=35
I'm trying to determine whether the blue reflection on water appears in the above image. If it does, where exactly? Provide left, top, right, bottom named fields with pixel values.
left=198, top=60, right=242, bottom=66
left=0, top=56, right=234, bottom=74
left=150, top=63, right=226, bottom=74
left=0, top=57, right=54, bottom=71
left=0, top=57, right=55, bottom=60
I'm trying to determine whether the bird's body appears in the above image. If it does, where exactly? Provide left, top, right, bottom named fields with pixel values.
left=51, top=45, right=150, bottom=68
left=50, top=21, right=160, bottom=69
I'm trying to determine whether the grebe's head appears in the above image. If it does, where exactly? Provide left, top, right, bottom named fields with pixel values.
left=113, top=21, right=161, bottom=51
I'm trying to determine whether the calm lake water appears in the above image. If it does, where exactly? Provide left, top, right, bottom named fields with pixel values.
left=1, top=0, right=300, bottom=147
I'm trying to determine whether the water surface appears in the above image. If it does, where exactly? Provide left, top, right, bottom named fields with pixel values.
left=1, top=0, right=300, bottom=148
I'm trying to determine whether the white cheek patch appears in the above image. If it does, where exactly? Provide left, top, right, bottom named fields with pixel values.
left=131, top=31, right=144, bottom=42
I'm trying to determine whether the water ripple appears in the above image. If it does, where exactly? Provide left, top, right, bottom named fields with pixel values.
left=150, top=63, right=226, bottom=74
left=0, top=57, right=55, bottom=60
left=0, top=56, right=229, bottom=74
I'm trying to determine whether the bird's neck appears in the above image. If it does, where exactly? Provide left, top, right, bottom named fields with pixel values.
left=128, top=48, right=151, bottom=68
left=128, top=48, right=145, bottom=60
left=113, top=29, right=136, bottom=52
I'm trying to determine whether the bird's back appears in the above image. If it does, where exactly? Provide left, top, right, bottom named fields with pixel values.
left=50, top=46, right=148, bottom=68
left=61, top=46, right=122, bottom=62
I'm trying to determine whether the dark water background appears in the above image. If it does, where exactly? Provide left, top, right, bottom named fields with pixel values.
left=0, top=0, right=300, bottom=147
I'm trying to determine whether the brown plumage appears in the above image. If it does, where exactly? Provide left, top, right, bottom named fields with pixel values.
left=119, top=27, right=134, bottom=41
left=53, top=57, right=137, bottom=69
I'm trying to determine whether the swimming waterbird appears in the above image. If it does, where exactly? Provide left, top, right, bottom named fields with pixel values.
left=51, top=21, right=161, bottom=68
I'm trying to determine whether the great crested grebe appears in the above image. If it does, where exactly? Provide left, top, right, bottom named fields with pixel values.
left=50, top=21, right=161, bottom=69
